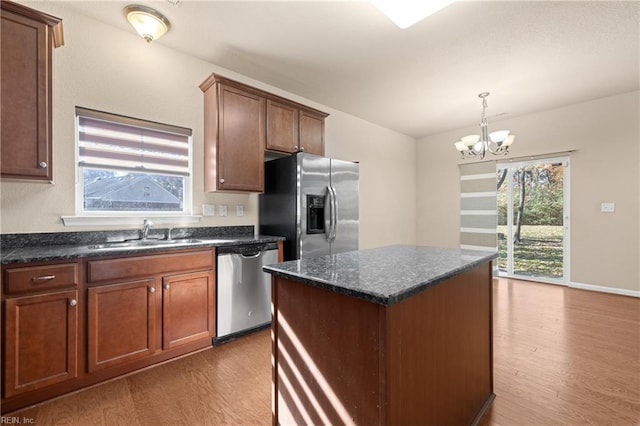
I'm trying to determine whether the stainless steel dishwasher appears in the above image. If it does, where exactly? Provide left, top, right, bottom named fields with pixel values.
left=215, top=242, right=278, bottom=344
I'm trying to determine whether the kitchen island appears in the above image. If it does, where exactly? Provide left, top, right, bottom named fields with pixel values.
left=263, top=245, right=497, bottom=425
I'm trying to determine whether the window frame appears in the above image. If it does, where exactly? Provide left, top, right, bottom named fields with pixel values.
left=74, top=107, right=193, bottom=218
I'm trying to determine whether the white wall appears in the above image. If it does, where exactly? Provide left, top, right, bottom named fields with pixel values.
left=324, top=113, right=416, bottom=248
left=0, top=2, right=417, bottom=250
left=417, top=91, right=640, bottom=293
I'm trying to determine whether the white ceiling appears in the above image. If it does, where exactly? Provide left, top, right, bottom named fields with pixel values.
left=59, top=1, right=639, bottom=139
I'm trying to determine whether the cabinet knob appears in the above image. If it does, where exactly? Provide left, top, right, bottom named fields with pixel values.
left=163, top=284, right=170, bottom=290
left=39, top=162, right=48, bottom=169
left=220, top=178, right=225, bottom=184
left=299, top=146, right=305, bottom=152
left=69, top=299, right=77, bottom=307
left=148, top=286, right=155, bottom=293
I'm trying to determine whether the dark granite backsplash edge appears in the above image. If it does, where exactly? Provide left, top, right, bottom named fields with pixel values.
left=0, top=226, right=254, bottom=249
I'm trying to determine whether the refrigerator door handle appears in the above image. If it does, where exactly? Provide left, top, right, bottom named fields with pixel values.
left=329, top=185, right=338, bottom=242
left=324, top=186, right=333, bottom=241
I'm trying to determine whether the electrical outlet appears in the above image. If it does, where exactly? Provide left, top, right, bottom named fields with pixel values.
left=202, top=204, right=215, bottom=216
left=219, top=204, right=228, bottom=217
left=236, top=205, right=244, bottom=217
left=601, top=202, right=615, bottom=213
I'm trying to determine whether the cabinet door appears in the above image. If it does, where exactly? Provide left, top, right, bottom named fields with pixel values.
left=299, top=109, right=325, bottom=156
left=87, top=279, right=157, bottom=372
left=162, top=271, right=215, bottom=349
left=0, top=8, right=52, bottom=180
left=217, top=84, right=265, bottom=192
left=4, top=290, right=78, bottom=397
left=266, top=99, right=299, bottom=153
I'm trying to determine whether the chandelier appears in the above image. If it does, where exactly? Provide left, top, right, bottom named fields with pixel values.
left=454, top=92, right=514, bottom=159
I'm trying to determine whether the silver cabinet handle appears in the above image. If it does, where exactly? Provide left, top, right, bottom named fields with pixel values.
left=299, top=146, right=305, bottom=152
left=220, top=178, right=225, bottom=184
left=163, top=284, right=170, bottom=290
left=39, top=162, right=47, bottom=169
left=32, top=275, right=56, bottom=282
left=148, top=286, right=155, bottom=293
left=69, top=299, right=77, bottom=307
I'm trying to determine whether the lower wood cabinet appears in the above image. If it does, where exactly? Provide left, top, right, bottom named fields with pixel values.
left=87, top=278, right=157, bottom=372
left=2, top=260, right=80, bottom=399
left=162, top=271, right=215, bottom=349
left=87, top=271, right=215, bottom=372
left=86, top=251, right=216, bottom=373
left=3, top=290, right=78, bottom=397
left=2, top=249, right=216, bottom=414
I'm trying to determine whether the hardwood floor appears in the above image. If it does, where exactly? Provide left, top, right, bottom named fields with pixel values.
left=9, top=278, right=640, bottom=425
left=480, top=278, right=640, bottom=426
left=12, top=333, right=272, bottom=425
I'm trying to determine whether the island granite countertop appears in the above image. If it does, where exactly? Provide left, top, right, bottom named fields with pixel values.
left=263, top=245, right=497, bottom=306
left=1, top=226, right=284, bottom=265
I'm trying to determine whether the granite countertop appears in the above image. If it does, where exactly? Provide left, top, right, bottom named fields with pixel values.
left=263, top=245, right=497, bottom=306
left=0, top=226, right=284, bottom=265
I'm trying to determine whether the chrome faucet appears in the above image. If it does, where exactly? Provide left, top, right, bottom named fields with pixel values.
left=142, top=219, right=154, bottom=240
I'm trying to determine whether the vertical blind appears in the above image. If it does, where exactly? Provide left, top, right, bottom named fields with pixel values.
left=76, top=107, right=192, bottom=176
left=459, top=161, right=498, bottom=253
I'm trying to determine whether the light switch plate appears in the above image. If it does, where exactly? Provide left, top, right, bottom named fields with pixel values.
left=236, top=205, right=244, bottom=217
left=219, top=204, right=228, bottom=217
left=202, top=204, right=215, bottom=216
left=601, top=202, right=615, bottom=213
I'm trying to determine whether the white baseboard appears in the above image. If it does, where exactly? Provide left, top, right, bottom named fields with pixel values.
left=569, top=281, right=640, bottom=298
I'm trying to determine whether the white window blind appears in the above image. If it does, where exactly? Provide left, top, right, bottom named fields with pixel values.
left=459, top=161, right=498, bottom=253
left=76, top=107, right=192, bottom=176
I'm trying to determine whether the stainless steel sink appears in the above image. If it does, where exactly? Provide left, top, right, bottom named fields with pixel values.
left=86, top=239, right=202, bottom=250
left=165, top=238, right=203, bottom=244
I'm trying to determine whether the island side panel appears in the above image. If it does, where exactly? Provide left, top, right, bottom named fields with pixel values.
left=272, top=276, right=384, bottom=425
left=385, top=261, right=494, bottom=425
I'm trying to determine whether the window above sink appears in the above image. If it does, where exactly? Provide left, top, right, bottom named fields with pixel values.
left=74, top=107, right=194, bottom=218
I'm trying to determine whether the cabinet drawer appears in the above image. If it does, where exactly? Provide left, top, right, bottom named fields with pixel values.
left=87, top=249, right=214, bottom=283
left=5, top=263, right=79, bottom=295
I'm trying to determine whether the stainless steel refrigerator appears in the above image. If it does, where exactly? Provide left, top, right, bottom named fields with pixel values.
left=259, top=153, right=359, bottom=261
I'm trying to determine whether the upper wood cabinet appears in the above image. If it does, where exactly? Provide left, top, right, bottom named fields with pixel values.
left=200, top=76, right=265, bottom=192
left=1, top=0, right=63, bottom=181
left=299, top=108, right=326, bottom=156
left=200, top=73, right=328, bottom=192
left=266, top=99, right=327, bottom=156
left=266, top=99, right=299, bottom=154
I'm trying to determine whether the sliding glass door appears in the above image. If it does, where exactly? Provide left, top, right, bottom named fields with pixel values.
left=497, top=157, right=569, bottom=283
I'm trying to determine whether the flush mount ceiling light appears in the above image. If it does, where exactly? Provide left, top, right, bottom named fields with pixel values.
left=454, top=92, right=515, bottom=160
left=371, top=0, right=456, bottom=29
left=124, top=5, right=171, bottom=43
